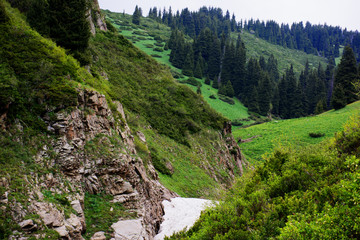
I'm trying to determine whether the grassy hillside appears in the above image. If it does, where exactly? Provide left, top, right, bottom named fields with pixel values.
left=103, top=11, right=249, bottom=122
left=233, top=101, right=360, bottom=164
left=103, top=10, right=329, bottom=125
left=170, top=115, right=360, bottom=239
left=104, top=10, right=327, bottom=77
left=237, top=31, right=328, bottom=76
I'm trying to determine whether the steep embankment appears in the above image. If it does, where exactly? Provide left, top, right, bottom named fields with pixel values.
left=168, top=115, right=360, bottom=239
left=0, top=1, right=244, bottom=239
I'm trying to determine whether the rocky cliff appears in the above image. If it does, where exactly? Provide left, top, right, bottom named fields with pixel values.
left=1, top=88, right=246, bottom=239
left=2, top=89, right=176, bottom=239
left=88, top=0, right=107, bottom=35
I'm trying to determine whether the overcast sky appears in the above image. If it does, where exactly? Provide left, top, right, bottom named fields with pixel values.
left=98, top=0, right=359, bottom=31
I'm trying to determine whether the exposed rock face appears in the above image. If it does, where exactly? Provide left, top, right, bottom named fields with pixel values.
left=6, top=89, right=175, bottom=239
left=88, top=0, right=108, bottom=35
left=222, top=121, right=248, bottom=175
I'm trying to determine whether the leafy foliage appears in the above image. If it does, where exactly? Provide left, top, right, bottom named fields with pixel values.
left=332, top=45, right=359, bottom=109
left=171, top=115, right=360, bottom=239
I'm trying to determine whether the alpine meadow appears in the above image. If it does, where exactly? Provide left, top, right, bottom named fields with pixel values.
left=0, top=0, right=359, bottom=239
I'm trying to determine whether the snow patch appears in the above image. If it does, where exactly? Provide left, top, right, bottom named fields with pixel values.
left=154, top=197, right=216, bottom=240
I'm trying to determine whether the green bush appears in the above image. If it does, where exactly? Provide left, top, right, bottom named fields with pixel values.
left=150, top=148, right=173, bottom=176
left=105, top=20, right=117, bottom=32
left=154, top=42, right=164, bottom=47
left=218, top=94, right=235, bottom=105
left=309, top=132, right=325, bottom=138
left=132, top=30, right=148, bottom=36
left=153, top=47, right=164, bottom=52
left=169, top=116, right=360, bottom=239
left=334, top=116, right=360, bottom=156
left=180, top=77, right=202, bottom=87
left=209, top=94, right=216, bottom=99
left=144, top=43, right=154, bottom=48
left=232, top=119, right=244, bottom=126
left=150, top=54, right=162, bottom=58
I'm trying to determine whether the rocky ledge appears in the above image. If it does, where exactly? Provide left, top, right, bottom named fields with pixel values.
left=3, top=89, right=176, bottom=239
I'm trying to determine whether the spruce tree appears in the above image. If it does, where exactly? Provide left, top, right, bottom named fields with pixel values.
left=233, top=35, right=247, bottom=96
left=218, top=82, right=226, bottom=95
left=225, top=81, right=235, bottom=98
left=182, top=48, right=194, bottom=76
left=258, top=74, right=271, bottom=115
left=212, top=76, right=219, bottom=89
left=27, top=0, right=49, bottom=36
left=278, top=75, right=288, bottom=118
left=208, top=38, right=221, bottom=79
left=248, top=86, right=260, bottom=113
left=333, top=45, right=358, bottom=105
left=132, top=5, right=141, bottom=25
left=205, top=75, right=211, bottom=85
left=272, top=85, right=280, bottom=115
left=331, top=84, right=346, bottom=110
left=48, top=0, right=90, bottom=64
left=193, top=59, right=203, bottom=79
left=314, top=99, right=325, bottom=115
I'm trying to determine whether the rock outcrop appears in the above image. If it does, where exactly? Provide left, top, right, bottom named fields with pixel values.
left=222, top=121, right=248, bottom=175
left=6, top=89, right=175, bottom=239
left=88, top=0, right=108, bottom=35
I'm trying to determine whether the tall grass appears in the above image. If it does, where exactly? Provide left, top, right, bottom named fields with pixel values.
left=234, top=101, right=360, bottom=164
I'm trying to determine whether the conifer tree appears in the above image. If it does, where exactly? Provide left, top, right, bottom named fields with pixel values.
left=314, top=99, right=325, bottom=114
left=218, top=82, right=226, bottom=95
left=182, top=48, right=194, bottom=76
left=333, top=45, right=358, bottom=106
left=331, top=84, right=346, bottom=109
left=205, top=75, right=211, bottom=85
left=286, top=65, right=304, bottom=118
left=278, top=75, right=288, bottom=118
left=272, top=85, right=280, bottom=115
left=258, top=74, right=271, bottom=115
left=212, top=76, right=219, bottom=89
left=233, top=36, right=247, bottom=96
left=27, top=0, right=49, bottom=36
left=193, top=55, right=203, bottom=79
left=208, top=38, right=221, bottom=79
left=225, top=80, right=235, bottom=98
left=132, top=5, right=141, bottom=25
left=248, top=86, right=260, bottom=113
left=48, top=0, right=90, bottom=63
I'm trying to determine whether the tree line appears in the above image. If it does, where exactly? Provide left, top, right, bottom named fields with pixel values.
left=157, top=6, right=359, bottom=118
left=145, top=5, right=360, bottom=63
left=244, top=19, right=360, bottom=62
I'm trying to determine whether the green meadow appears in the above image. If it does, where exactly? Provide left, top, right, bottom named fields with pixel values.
left=233, top=101, right=360, bottom=164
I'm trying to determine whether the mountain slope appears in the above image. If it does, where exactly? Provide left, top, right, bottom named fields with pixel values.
left=104, top=11, right=327, bottom=77
left=0, top=1, right=244, bottom=239
left=234, top=101, right=360, bottom=163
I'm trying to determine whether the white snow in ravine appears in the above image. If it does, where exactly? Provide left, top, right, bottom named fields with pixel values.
left=154, top=197, right=216, bottom=240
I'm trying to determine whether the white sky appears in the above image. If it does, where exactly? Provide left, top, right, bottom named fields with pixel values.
left=98, top=0, right=360, bottom=31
